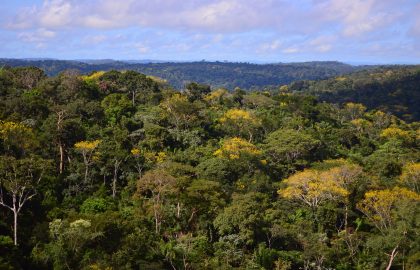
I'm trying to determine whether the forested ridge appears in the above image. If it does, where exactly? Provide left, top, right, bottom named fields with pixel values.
left=0, top=66, right=419, bottom=269
left=0, top=59, right=358, bottom=90
left=290, top=66, right=420, bottom=121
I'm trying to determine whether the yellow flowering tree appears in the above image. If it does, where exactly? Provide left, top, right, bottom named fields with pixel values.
left=0, top=121, right=35, bottom=154
left=357, top=187, right=420, bottom=233
left=380, top=127, right=411, bottom=141
left=204, top=88, right=228, bottom=106
left=131, top=148, right=167, bottom=177
left=350, top=118, right=372, bottom=136
left=278, top=169, right=349, bottom=209
left=74, top=140, right=101, bottom=183
left=81, top=71, right=105, bottom=84
left=398, top=163, right=420, bottom=192
left=219, top=109, right=261, bottom=141
left=343, top=103, right=367, bottom=121
left=214, top=137, right=261, bottom=160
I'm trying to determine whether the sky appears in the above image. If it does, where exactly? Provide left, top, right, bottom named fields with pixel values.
left=0, top=0, right=419, bottom=63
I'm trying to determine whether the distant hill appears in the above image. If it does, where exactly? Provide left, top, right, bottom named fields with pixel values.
left=0, top=58, right=358, bottom=90
left=290, top=66, right=420, bottom=121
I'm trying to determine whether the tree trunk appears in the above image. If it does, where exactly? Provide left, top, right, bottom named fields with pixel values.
left=132, top=91, right=136, bottom=106
left=84, top=165, right=89, bottom=184
left=13, top=209, right=18, bottom=246
left=112, top=160, right=120, bottom=199
left=344, top=205, right=348, bottom=231
left=59, top=143, right=65, bottom=174
left=386, top=246, right=399, bottom=270
left=112, top=175, right=117, bottom=199
left=12, top=194, right=18, bottom=245
left=154, top=208, right=159, bottom=234
left=176, top=202, right=181, bottom=218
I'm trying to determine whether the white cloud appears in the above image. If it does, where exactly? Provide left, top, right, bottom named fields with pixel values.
left=2, top=0, right=418, bottom=61
left=316, top=0, right=404, bottom=37
left=18, top=28, right=56, bottom=42
left=282, top=47, right=299, bottom=54
left=135, top=43, right=150, bottom=54
left=82, top=35, right=107, bottom=45
left=257, top=39, right=282, bottom=53
left=7, top=0, right=286, bottom=32
left=409, top=4, right=420, bottom=38
left=38, top=0, right=73, bottom=28
left=309, top=35, right=336, bottom=52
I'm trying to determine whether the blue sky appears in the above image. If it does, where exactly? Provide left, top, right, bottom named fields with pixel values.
left=1, top=0, right=419, bottom=63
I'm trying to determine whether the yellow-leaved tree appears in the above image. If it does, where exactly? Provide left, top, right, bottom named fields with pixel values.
left=219, top=109, right=261, bottom=141
left=340, top=103, right=367, bottom=122
left=214, top=137, right=262, bottom=160
left=278, top=169, right=349, bottom=209
left=131, top=148, right=167, bottom=177
left=81, top=71, right=105, bottom=83
left=398, top=162, right=420, bottom=193
left=74, top=140, right=101, bottom=183
left=380, top=127, right=411, bottom=141
left=278, top=160, right=363, bottom=229
left=0, top=121, right=35, bottom=154
left=357, top=187, right=420, bottom=233
left=204, top=88, right=229, bottom=106
left=357, top=187, right=420, bottom=269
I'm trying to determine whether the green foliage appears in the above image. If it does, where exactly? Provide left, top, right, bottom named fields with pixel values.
left=295, top=66, right=420, bottom=121
left=80, top=197, right=114, bottom=214
left=0, top=59, right=357, bottom=90
left=0, top=66, right=419, bottom=269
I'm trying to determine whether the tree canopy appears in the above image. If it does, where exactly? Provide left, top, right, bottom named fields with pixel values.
left=0, top=66, right=419, bottom=269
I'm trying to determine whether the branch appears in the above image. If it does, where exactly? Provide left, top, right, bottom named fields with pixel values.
left=17, top=190, right=37, bottom=212
left=0, top=188, right=14, bottom=212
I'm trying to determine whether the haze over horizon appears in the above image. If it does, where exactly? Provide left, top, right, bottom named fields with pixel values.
left=1, top=0, right=419, bottom=64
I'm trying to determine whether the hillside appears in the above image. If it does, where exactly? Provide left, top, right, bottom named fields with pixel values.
left=290, top=66, right=420, bottom=121
left=0, top=58, right=358, bottom=89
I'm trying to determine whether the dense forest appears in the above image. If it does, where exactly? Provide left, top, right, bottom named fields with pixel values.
left=0, top=66, right=419, bottom=269
left=0, top=59, right=358, bottom=90
left=291, top=66, right=420, bottom=121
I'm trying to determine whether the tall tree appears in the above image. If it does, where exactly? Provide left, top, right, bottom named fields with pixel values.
left=0, top=156, right=48, bottom=245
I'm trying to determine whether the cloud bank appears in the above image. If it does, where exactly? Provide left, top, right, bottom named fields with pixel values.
left=1, top=0, right=419, bottom=62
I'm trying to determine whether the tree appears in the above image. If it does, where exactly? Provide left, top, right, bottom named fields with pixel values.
left=357, top=187, right=420, bottom=233
left=278, top=168, right=349, bottom=210
left=136, top=169, right=178, bottom=234
left=263, top=128, right=320, bottom=174
left=214, top=192, right=269, bottom=246
left=33, top=218, right=103, bottom=269
left=0, top=121, right=35, bottom=156
left=184, top=82, right=210, bottom=102
left=44, top=110, right=85, bottom=174
left=214, top=137, right=262, bottom=160
left=380, top=126, right=411, bottom=142
left=185, top=179, right=224, bottom=231
left=0, top=156, right=48, bottom=245
left=204, top=88, right=229, bottom=106
left=357, top=187, right=420, bottom=269
left=100, top=93, right=133, bottom=125
left=218, top=109, right=261, bottom=141
left=160, top=93, right=199, bottom=130
left=119, top=70, right=159, bottom=106
left=12, top=66, right=45, bottom=90
left=74, top=140, right=101, bottom=183
left=398, top=162, right=420, bottom=192
left=341, top=103, right=366, bottom=121
left=98, top=126, right=129, bottom=198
